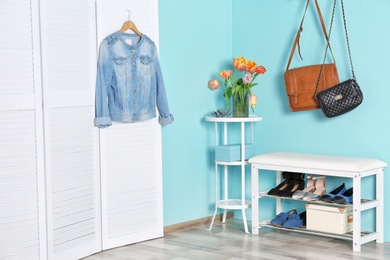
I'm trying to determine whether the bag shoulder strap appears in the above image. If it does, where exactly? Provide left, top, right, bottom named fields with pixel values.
left=340, top=0, right=356, bottom=80
left=315, top=0, right=356, bottom=97
left=286, top=0, right=336, bottom=71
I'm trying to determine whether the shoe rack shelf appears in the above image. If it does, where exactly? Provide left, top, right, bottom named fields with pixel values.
left=257, top=192, right=375, bottom=241
left=205, top=115, right=263, bottom=234
left=258, top=223, right=372, bottom=241
left=249, top=152, right=387, bottom=252
left=258, top=191, right=374, bottom=208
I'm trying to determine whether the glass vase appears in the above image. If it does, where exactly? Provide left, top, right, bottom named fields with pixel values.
left=232, top=94, right=249, bottom=117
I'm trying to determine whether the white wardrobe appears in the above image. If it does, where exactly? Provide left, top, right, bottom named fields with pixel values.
left=0, top=0, right=163, bottom=259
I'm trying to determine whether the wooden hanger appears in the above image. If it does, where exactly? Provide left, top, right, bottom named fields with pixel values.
left=120, top=10, right=142, bottom=37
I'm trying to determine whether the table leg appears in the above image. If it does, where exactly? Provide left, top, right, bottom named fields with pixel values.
left=251, top=165, right=259, bottom=235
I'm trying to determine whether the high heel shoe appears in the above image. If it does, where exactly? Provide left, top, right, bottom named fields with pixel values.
left=267, top=172, right=293, bottom=195
left=292, top=175, right=316, bottom=199
left=279, top=172, right=305, bottom=197
left=319, top=183, right=346, bottom=203
left=333, top=187, right=353, bottom=204
left=302, top=176, right=326, bottom=201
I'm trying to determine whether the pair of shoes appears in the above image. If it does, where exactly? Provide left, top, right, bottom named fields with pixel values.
left=292, top=175, right=316, bottom=199
left=301, top=176, right=326, bottom=201
left=270, top=209, right=296, bottom=226
left=270, top=209, right=306, bottom=228
left=284, top=211, right=306, bottom=228
left=267, top=172, right=305, bottom=197
left=319, top=183, right=346, bottom=203
left=333, top=187, right=353, bottom=204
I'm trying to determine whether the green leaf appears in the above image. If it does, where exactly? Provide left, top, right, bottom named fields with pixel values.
left=225, top=87, right=232, bottom=109
left=237, top=78, right=243, bottom=85
left=231, top=77, right=237, bottom=86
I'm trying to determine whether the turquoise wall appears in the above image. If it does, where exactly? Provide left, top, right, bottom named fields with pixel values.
left=159, top=0, right=390, bottom=242
left=158, top=0, right=233, bottom=225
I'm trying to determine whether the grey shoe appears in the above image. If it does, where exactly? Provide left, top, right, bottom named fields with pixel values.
left=292, top=175, right=316, bottom=199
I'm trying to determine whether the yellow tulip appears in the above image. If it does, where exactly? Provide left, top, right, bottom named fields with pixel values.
left=249, top=94, right=257, bottom=108
left=233, top=56, right=247, bottom=71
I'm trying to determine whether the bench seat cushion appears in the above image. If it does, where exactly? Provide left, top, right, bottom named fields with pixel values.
left=249, top=152, right=386, bottom=172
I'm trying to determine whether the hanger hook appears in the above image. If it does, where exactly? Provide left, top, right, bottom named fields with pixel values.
left=126, top=9, right=131, bottom=21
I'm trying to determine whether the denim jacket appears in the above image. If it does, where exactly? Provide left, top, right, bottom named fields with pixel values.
left=94, top=31, right=174, bottom=128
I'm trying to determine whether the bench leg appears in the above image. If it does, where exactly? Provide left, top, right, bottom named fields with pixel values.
left=353, top=173, right=361, bottom=252
left=376, top=169, right=384, bottom=244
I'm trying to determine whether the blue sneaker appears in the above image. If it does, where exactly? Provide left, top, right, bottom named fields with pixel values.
left=283, top=211, right=306, bottom=228
left=333, top=187, right=353, bottom=204
left=270, top=209, right=296, bottom=226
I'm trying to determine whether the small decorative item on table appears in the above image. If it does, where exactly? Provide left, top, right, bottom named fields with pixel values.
left=209, top=56, right=266, bottom=117
left=211, top=109, right=231, bottom=118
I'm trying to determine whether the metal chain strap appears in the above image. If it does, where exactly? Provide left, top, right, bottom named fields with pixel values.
left=315, top=0, right=356, bottom=97
left=341, top=0, right=356, bottom=80
left=315, top=0, right=337, bottom=97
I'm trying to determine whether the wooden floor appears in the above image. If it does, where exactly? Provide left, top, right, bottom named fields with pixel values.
left=83, top=219, right=390, bottom=260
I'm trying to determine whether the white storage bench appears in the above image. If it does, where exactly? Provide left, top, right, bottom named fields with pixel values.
left=249, top=152, right=387, bottom=252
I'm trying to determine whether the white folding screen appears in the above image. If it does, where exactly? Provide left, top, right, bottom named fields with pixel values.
left=96, top=0, right=163, bottom=250
left=0, top=0, right=46, bottom=259
left=39, top=0, right=101, bottom=259
left=0, top=0, right=162, bottom=258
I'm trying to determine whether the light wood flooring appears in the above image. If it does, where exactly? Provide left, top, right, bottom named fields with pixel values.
left=82, top=219, right=390, bottom=260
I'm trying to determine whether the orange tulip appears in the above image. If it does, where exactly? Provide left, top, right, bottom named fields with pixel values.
left=220, top=69, right=232, bottom=79
left=233, top=56, right=247, bottom=71
left=208, top=79, right=220, bottom=90
left=246, top=60, right=257, bottom=74
left=255, top=65, right=266, bottom=75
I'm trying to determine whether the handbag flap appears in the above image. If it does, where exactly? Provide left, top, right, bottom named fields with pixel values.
left=317, top=79, right=362, bottom=108
left=284, top=64, right=339, bottom=95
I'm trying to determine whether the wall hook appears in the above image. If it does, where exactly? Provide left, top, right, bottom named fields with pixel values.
left=127, top=9, right=131, bottom=21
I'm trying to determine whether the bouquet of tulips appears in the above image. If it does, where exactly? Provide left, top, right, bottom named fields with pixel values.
left=209, top=56, right=266, bottom=112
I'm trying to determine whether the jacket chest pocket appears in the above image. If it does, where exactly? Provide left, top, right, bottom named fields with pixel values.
left=139, top=55, right=152, bottom=76
left=114, top=57, right=128, bottom=77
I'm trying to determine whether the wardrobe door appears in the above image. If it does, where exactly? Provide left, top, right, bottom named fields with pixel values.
left=0, top=0, right=47, bottom=259
left=97, top=0, right=164, bottom=250
left=39, top=0, right=101, bottom=259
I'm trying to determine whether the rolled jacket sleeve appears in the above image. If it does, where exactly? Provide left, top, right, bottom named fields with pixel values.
left=94, top=40, right=113, bottom=128
left=153, top=46, right=174, bottom=125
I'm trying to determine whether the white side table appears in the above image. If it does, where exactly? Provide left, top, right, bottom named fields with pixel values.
left=206, top=115, right=262, bottom=233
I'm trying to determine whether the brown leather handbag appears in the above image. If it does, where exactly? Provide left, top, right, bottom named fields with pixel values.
left=284, top=0, right=339, bottom=112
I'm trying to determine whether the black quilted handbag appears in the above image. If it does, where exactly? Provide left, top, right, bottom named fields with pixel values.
left=315, top=0, right=363, bottom=118
left=316, top=79, right=363, bottom=117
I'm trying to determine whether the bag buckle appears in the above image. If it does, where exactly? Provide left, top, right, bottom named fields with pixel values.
left=292, top=92, right=299, bottom=105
